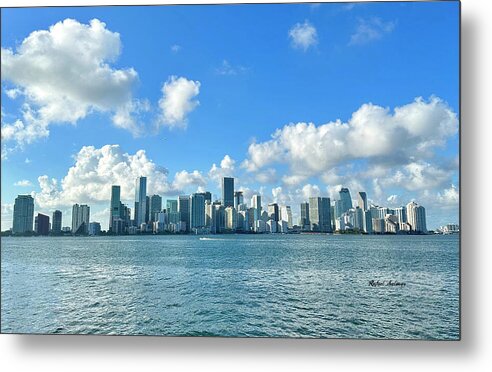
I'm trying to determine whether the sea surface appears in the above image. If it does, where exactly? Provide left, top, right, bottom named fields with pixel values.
left=0, top=234, right=459, bottom=339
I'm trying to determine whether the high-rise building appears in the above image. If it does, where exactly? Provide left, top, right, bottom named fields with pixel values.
left=363, top=210, right=373, bottom=234
left=72, top=204, right=90, bottom=235
left=225, top=206, right=237, bottom=230
left=234, top=191, right=244, bottom=209
left=88, top=222, right=101, bottom=236
left=251, top=195, right=261, bottom=222
left=109, top=185, right=121, bottom=231
left=150, top=194, right=162, bottom=223
left=358, top=191, right=368, bottom=211
left=280, top=206, right=293, bottom=228
left=300, top=202, right=310, bottom=229
left=12, top=195, right=34, bottom=234
left=309, top=197, right=332, bottom=232
left=395, top=207, right=407, bottom=225
left=178, top=196, right=190, bottom=232
left=134, top=176, right=147, bottom=227
left=166, top=199, right=178, bottom=213
left=222, top=177, right=234, bottom=207
left=197, top=192, right=212, bottom=204
left=406, top=202, right=427, bottom=233
left=190, top=193, right=206, bottom=229
left=52, top=210, right=62, bottom=234
left=339, top=188, right=353, bottom=214
left=36, top=213, right=50, bottom=235
left=267, top=203, right=279, bottom=222
left=354, top=207, right=364, bottom=231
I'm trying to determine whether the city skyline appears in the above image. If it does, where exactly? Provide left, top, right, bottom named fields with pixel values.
left=1, top=2, right=459, bottom=230
left=7, top=175, right=434, bottom=236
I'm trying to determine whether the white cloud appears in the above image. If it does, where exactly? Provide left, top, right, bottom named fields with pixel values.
left=1, top=18, right=144, bottom=147
left=382, top=161, right=452, bottom=191
left=170, top=44, right=181, bottom=53
left=158, top=76, right=200, bottom=129
left=349, top=17, right=396, bottom=45
left=32, top=144, right=201, bottom=209
left=1, top=203, right=14, bottom=231
left=25, top=158, right=31, bottom=164
left=436, top=185, right=459, bottom=206
left=172, top=170, right=206, bottom=191
left=243, top=97, right=457, bottom=188
left=215, top=60, right=247, bottom=76
left=288, top=21, right=318, bottom=51
left=255, top=168, right=277, bottom=184
left=5, top=88, right=21, bottom=99
left=14, top=179, right=33, bottom=187
left=209, top=155, right=236, bottom=184
left=387, top=194, right=400, bottom=205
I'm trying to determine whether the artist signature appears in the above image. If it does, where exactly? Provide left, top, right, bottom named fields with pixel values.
left=369, top=280, right=406, bottom=287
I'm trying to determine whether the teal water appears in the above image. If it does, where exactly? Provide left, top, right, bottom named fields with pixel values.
left=0, top=234, right=459, bottom=339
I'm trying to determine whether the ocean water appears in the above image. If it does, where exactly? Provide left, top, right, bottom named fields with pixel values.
left=0, top=234, right=459, bottom=339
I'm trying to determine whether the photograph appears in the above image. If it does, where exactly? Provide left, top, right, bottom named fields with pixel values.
left=1, top=1, right=460, bottom=339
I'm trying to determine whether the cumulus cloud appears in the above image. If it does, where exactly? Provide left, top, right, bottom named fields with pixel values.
left=158, top=76, right=200, bottom=129
left=14, top=180, right=33, bottom=187
left=436, top=184, right=459, bottom=206
left=32, top=144, right=203, bottom=209
left=1, top=18, right=145, bottom=149
left=349, top=17, right=396, bottom=45
left=1, top=203, right=14, bottom=231
left=288, top=21, right=318, bottom=51
left=172, top=170, right=206, bottom=191
left=243, top=97, right=457, bottom=187
left=208, top=155, right=236, bottom=184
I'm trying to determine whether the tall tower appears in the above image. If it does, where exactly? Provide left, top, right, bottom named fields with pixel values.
left=300, top=202, right=310, bottom=228
left=406, top=201, right=427, bottom=233
left=134, top=176, right=147, bottom=227
left=309, top=197, right=332, bottom=232
left=190, top=193, right=206, bottom=230
left=234, top=191, right=244, bottom=209
left=52, top=210, right=62, bottom=234
left=339, top=188, right=353, bottom=214
left=357, top=191, right=368, bottom=211
left=222, top=177, right=234, bottom=207
left=109, top=185, right=121, bottom=231
left=72, top=204, right=90, bottom=234
left=178, top=195, right=190, bottom=232
left=251, top=194, right=261, bottom=221
left=12, top=195, right=34, bottom=234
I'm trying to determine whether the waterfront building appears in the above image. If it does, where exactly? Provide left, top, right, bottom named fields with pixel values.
left=406, top=202, right=427, bottom=233
left=267, top=219, right=278, bottom=233
left=255, top=219, right=267, bottom=233
left=384, top=215, right=399, bottom=234
left=234, top=191, right=244, bottom=209
left=12, top=195, right=34, bottom=234
left=134, top=176, right=147, bottom=227
left=211, top=203, right=226, bottom=234
left=358, top=191, right=368, bottom=211
left=190, top=193, right=206, bottom=229
left=109, top=185, right=121, bottom=231
left=88, top=222, right=101, bottom=236
left=267, top=203, right=280, bottom=222
left=36, top=213, right=50, bottom=235
left=178, top=195, right=190, bottom=232
left=354, top=207, right=364, bottom=231
left=225, top=206, right=237, bottom=230
left=52, top=210, right=62, bottom=234
left=280, top=206, right=293, bottom=228
left=300, top=202, right=310, bottom=230
left=372, top=218, right=385, bottom=234
left=150, top=194, right=162, bottom=223
left=395, top=206, right=407, bottom=225
left=339, top=188, right=353, bottom=215
left=166, top=199, right=178, bottom=213
left=335, top=217, right=345, bottom=231
left=309, top=197, right=332, bottom=232
left=72, top=204, right=90, bottom=235
left=363, top=210, right=373, bottom=234
left=251, top=194, right=262, bottom=222
left=222, top=177, right=234, bottom=207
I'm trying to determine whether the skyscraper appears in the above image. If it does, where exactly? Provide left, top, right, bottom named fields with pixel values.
left=52, top=210, right=62, bottom=234
left=234, top=191, right=244, bottom=209
left=280, top=205, right=293, bottom=228
left=166, top=199, right=178, bottom=213
left=339, top=188, right=353, bottom=214
left=72, top=204, right=90, bottom=234
left=251, top=194, right=261, bottom=222
left=36, top=213, right=50, bottom=235
left=178, top=195, right=190, bottom=232
left=222, top=177, right=234, bottom=207
left=12, top=195, right=34, bottom=234
left=300, top=202, right=310, bottom=229
left=267, top=203, right=279, bottom=222
left=109, top=185, right=121, bottom=231
left=134, top=176, right=147, bottom=227
left=357, top=191, right=368, bottom=211
left=197, top=192, right=212, bottom=204
left=406, top=202, right=427, bottom=233
left=150, top=194, right=162, bottom=223
left=190, top=193, right=206, bottom=229
left=309, top=197, right=332, bottom=232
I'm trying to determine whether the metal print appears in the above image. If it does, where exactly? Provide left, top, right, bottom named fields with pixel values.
left=0, top=1, right=460, bottom=339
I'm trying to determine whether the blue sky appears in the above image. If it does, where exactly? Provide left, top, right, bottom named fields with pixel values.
left=1, top=1, right=460, bottom=230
